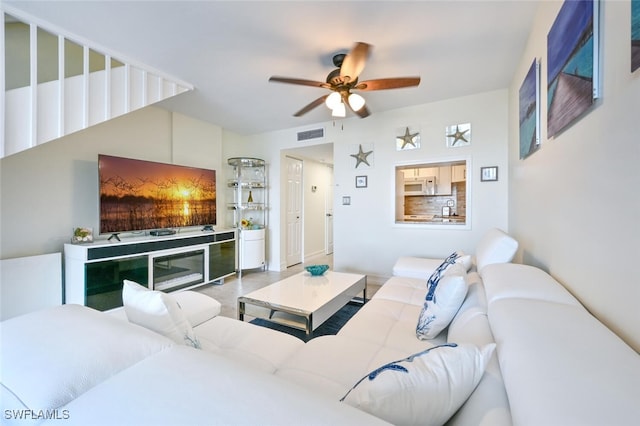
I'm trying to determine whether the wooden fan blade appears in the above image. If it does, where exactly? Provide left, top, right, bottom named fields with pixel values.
left=340, top=42, right=371, bottom=82
left=354, top=77, right=421, bottom=91
left=294, top=95, right=329, bottom=117
left=269, top=76, right=331, bottom=89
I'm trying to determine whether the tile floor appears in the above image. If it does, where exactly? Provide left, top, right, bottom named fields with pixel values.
left=195, top=254, right=380, bottom=319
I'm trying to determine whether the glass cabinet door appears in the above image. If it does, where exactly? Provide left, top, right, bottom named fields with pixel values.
left=85, top=255, right=148, bottom=310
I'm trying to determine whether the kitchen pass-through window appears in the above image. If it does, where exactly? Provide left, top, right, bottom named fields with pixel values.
left=395, top=160, right=468, bottom=225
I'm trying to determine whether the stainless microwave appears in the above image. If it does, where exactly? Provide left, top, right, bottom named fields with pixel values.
left=404, top=176, right=436, bottom=195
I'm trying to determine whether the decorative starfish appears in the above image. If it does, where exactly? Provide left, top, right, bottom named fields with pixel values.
left=350, top=144, right=373, bottom=168
left=397, top=127, right=419, bottom=149
left=446, top=125, right=470, bottom=146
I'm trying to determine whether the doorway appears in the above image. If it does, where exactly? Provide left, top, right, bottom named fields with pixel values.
left=282, top=143, right=334, bottom=267
left=285, top=156, right=303, bottom=267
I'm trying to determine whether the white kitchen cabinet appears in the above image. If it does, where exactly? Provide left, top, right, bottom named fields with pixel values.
left=452, top=165, right=467, bottom=182
left=403, top=168, right=434, bottom=178
left=436, top=166, right=452, bottom=195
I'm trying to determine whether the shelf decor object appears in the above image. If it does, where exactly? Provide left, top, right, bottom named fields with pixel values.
left=519, top=58, right=541, bottom=159
left=71, top=227, right=93, bottom=244
left=396, top=127, right=420, bottom=150
left=305, top=264, right=329, bottom=276
left=445, top=123, right=471, bottom=147
left=227, top=157, right=267, bottom=274
left=547, top=0, right=600, bottom=138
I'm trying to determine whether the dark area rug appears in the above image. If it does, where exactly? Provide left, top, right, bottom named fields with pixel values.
left=250, top=301, right=362, bottom=342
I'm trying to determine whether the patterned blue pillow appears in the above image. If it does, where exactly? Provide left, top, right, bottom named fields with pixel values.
left=425, top=251, right=461, bottom=295
left=340, top=343, right=458, bottom=403
left=416, top=263, right=468, bottom=340
left=340, top=343, right=495, bottom=426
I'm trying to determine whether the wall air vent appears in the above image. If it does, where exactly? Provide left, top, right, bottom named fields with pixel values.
left=297, top=128, right=324, bottom=142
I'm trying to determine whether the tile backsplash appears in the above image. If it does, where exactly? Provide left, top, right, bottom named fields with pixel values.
left=405, top=182, right=466, bottom=216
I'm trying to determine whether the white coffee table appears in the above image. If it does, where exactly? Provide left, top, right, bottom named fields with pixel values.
left=238, top=270, right=367, bottom=337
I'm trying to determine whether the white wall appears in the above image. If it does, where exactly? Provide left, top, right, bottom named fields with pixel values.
left=508, top=1, right=640, bottom=351
left=0, top=106, right=225, bottom=259
left=332, top=90, right=510, bottom=282
left=243, top=89, right=510, bottom=282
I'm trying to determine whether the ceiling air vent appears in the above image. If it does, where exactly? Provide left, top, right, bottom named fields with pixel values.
left=297, top=128, right=324, bottom=142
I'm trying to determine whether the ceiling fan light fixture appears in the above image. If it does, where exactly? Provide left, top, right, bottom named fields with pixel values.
left=331, top=102, right=346, bottom=117
left=325, top=92, right=342, bottom=110
left=348, top=93, right=366, bottom=111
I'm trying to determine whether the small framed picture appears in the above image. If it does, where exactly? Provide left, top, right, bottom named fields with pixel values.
left=480, top=166, right=498, bottom=182
left=355, top=175, right=368, bottom=188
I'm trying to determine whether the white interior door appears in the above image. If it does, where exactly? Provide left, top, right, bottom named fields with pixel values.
left=325, top=173, right=334, bottom=255
left=286, top=156, right=303, bottom=267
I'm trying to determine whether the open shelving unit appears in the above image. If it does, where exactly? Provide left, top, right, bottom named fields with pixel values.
left=227, top=157, right=267, bottom=273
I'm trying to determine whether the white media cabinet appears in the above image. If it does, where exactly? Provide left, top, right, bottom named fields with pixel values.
left=64, top=229, right=236, bottom=311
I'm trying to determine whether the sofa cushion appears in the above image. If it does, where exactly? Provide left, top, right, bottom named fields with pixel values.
left=338, top=299, right=447, bottom=352
left=54, top=345, right=389, bottom=426
left=474, top=228, right=518, bottom=272
left=489, top=297, right=640, bottom=426
left=416, top=263, right=468, bottom=340
left=481, top=263, right=581, bottom=306
left=372, top=276, right=428, bottom=306
left=341, top=343, right=495, bottom=426
left=446, top=278, right=511, bottom=426
left=122, top=280, right=201, bottom=348
left=194, top=316, right=304, bottom=373
left=0, top=304, right=172, bottom=412
left=393, top=252, right=472, bottom=279
left=275, top=335, right=417, bottom=399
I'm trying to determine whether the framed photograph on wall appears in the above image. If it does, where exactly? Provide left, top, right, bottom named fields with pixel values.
left=633, top=0, right=640, bottom=72
left=355, top=175, right=368, bottom=188
left=519, top=58, right=541, bottom=159
left=547, top=0, right=600, bottom=138
left=480, top=167, right=498, bottom=182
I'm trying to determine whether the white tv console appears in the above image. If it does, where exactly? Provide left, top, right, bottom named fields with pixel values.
left=64, top=229, right=236, bottom=311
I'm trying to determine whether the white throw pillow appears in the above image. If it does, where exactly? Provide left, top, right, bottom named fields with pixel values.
left=122, top=280, right=201, bottom=349
left=416, top=263, right=468, bottom=340
left=341, top=343, right=495, bottom=426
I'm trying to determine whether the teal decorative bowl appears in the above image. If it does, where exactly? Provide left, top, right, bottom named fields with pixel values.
left=305, top=264, right=329, bottom=276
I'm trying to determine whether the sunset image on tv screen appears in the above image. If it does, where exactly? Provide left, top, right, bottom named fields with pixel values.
left=99, top=155, right=216, bottom=234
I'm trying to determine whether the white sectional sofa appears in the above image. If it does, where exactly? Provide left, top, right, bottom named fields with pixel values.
left=3, top=228, right=640, bottom=425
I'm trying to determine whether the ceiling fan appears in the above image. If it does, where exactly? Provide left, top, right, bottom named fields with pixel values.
left=269, top=42, right=420, bottom=119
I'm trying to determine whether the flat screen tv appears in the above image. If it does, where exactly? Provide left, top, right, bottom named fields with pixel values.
left=99, top=154, right=216, bottom=236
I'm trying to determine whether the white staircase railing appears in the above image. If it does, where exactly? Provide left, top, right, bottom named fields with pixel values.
left=1, top=5, right=193, bottom=159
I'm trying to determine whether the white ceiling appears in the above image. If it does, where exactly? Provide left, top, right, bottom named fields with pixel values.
left=5, top=1, right=538, bottom=138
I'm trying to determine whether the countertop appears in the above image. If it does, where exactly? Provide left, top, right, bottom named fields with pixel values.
left=401, top=215, right=466, bottom=224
